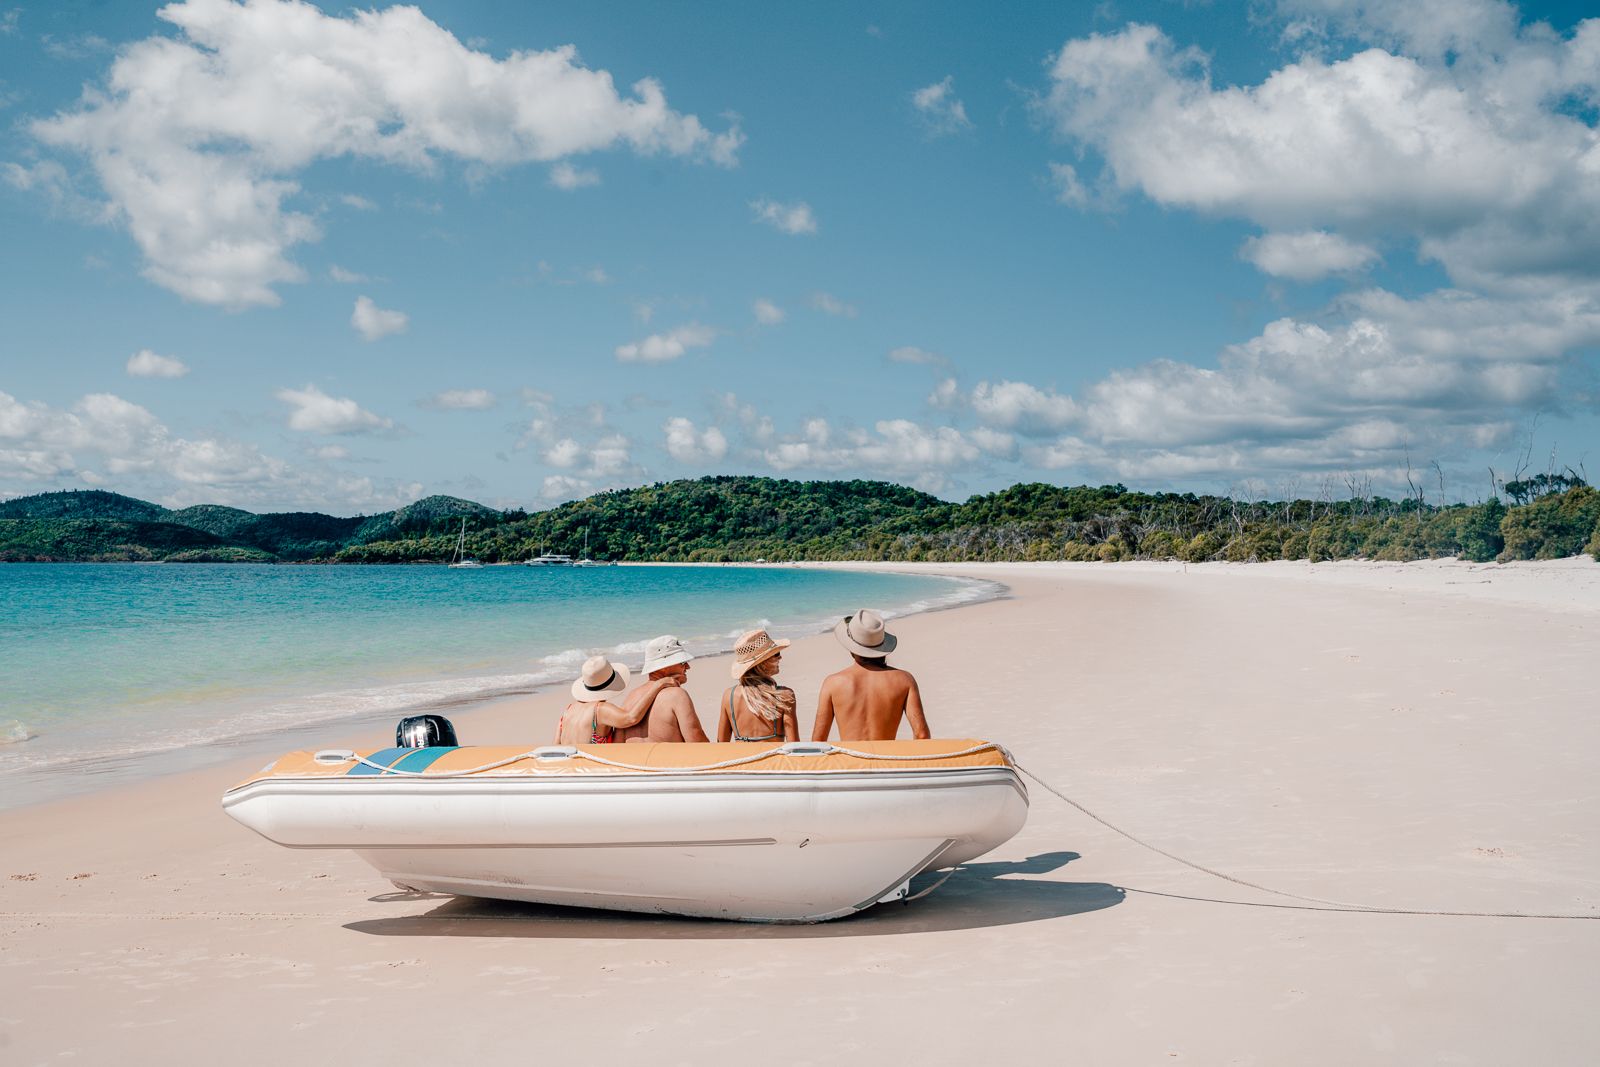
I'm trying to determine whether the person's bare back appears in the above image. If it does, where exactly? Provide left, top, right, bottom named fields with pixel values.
left=813, top=658, right=929, bottom=742
left=617, top=686, right=708, bottom=743
left=615, top=635, right=709, bottom=743
left=814, top=609, right=929, bottom=742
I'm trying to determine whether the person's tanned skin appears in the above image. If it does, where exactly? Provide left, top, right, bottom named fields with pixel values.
left=557, top=675, right=680, bottom=745
left=616, top=661, right=708, bottom=743
left=812, top=653, right=929, bottom=742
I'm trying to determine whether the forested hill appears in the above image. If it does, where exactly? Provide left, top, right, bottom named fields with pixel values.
left=0, top=490, right=496, bottom=562
left=2, top=476, right=1598, bottom=564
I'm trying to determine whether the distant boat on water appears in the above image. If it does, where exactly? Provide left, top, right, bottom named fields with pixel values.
left=573, top=528, right=614, bottom=567
left=525, top=546, right=573, bottom=566
left=447, top=518, right=483, bottom=569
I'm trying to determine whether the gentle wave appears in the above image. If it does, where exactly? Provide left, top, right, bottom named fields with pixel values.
left=1, top=720, right=35, bottom=745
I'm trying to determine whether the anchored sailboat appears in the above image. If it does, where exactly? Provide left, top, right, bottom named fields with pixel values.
left=447, top=517, right=483, bottom=569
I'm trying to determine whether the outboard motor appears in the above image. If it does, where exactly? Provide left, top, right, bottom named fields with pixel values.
left=395, top=714, right=459, bottom=749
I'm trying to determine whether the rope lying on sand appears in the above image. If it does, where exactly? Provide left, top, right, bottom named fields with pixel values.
left=319, top=744, right=1596, bottom=921
left=1013, top=763, right=1599, bottom=921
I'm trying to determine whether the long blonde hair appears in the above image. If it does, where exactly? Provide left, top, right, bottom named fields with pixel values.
left=737, top=658, right=794, bottom=723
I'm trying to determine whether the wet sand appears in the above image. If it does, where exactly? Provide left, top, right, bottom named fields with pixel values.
left=2, top=558, right=1597, bottom=1064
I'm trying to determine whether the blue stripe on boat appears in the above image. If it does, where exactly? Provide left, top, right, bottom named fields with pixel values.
left=348, top=746, right=461, bottom=776
left=348, top=747, right=411, bottom=776
left=394, top=746, right=458, bottom=773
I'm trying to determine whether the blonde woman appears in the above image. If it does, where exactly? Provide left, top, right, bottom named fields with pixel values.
left=719, top=629, right=799, bottom=743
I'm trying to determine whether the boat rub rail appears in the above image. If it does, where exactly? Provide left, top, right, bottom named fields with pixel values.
left=233, top=739, right=1014, bottom=788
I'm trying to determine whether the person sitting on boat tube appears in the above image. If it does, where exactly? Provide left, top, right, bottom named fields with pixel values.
left=812, top=609, right=930, bottom=742
left=555, top=655, right=680, bottom=745
left=614, top=635, right=709, bottom=743
left=719, top=629, right=799, bottom=743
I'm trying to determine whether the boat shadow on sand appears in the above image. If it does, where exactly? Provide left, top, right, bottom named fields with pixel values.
left=344, top=851, right=1122, bottom=940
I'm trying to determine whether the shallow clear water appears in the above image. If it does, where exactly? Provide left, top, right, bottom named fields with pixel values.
left=0, top=563, right=993, bottom=807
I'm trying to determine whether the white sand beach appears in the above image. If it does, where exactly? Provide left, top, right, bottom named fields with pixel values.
left=2, top=559, right=1598, bottom=1064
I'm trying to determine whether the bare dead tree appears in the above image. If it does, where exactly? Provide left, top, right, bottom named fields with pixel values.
left=1430, top=460, right=1446, bottom=508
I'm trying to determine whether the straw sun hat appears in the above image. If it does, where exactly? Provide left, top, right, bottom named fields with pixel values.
left=834, top=608, right=897, bottom=658
left=730, top=629, right=790, bottom=679
left=571, top=654, right=630, bottom=702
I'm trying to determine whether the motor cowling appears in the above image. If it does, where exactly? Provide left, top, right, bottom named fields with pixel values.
left=395, top=714, right=459, bottom=748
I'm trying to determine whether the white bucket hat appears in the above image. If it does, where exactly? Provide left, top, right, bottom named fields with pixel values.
left=642, top=634, right=692, bottom=675
left=730, top=628, right=790, bottom=679
left=834, top=608, right=896, bottom=658
left=571, top=654, right=630, bottom=702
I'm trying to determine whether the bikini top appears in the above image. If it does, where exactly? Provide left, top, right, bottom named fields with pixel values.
left=725, top=686, right=782, bottom=742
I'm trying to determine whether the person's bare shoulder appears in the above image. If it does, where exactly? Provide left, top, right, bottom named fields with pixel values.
left=657, top=687, right=695, bottom=712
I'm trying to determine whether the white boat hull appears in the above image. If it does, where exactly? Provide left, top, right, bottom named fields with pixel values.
left=224, top=751, right=1028, bottom=922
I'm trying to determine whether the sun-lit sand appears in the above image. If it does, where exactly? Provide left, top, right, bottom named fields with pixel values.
left=2, top=558, right=1598, bottom=1064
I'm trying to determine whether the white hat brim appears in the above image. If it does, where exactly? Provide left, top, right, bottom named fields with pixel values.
left=642, top=648, right=692, bottom=675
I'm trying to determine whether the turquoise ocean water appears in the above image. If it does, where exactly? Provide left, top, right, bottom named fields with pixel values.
left=0, top=563, right=994, bottom=808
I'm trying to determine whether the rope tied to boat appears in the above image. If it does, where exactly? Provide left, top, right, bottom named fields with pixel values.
left=319, top=741, right=1010, bottom=779
left=1012, top=762, right=1600, bottom=922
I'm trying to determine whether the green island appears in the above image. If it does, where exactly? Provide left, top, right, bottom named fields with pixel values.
left=2, top=476, right=1597, bottom=564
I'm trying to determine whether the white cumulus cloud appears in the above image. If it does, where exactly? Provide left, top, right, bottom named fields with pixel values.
left=23, top=0, right=742, bottom=308
left=751, top=197, right=817, bottom=236
left=276, top=384, right=393, bottom=435
left=809, top=292, right=858, bottom=318
left=126, top=349, right=190, bottom=378
left=911, top=76, right=973, bottom=136
left=550, top=161, right=601, bottom=189
left=888, top=345, right=947, bottom=366
left=423, top=389, right=495, bottom=411
left=753, top=298, right=785, bottom=325
left=351, top=296, right=408, bottom=341
left=1242, top=230, right=1379, bottom=280
left=663, top=416, right=728, bottom=463
left=1038, top=14, right=1600, bottom=290
left=615, top=323, right=717, bottom=363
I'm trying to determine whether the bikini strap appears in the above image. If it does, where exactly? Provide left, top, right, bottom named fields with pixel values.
left=726, top=686, right=744, bottom=741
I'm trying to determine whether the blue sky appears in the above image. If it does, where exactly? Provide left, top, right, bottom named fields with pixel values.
left=3, top=0, right=1599, bottom=513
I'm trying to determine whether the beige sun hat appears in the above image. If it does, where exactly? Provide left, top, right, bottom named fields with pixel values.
left=642, top=634, right=692, bottom=675
left=571, top=654, right=630, bottom=702
left=834, top=608, right=897, bottom=658
left=730, top=628, right=790, bottom=679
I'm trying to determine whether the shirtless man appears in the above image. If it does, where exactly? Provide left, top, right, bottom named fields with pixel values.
left=555, top=654, right=681, bottom=745
left=615, top=635, right=709, bottom=743
left=812, top=609, right=930, bottom=742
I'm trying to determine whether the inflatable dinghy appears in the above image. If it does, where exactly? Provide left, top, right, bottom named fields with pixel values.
left=222, top=739, right=1028, bottom=923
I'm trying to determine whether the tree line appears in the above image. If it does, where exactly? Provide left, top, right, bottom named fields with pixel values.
left=3, top=476, right=1597, bottom=564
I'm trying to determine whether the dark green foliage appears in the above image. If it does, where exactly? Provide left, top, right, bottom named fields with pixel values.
left=1502, top=472, right=1586, bottom=506
left=163, top=546, right=278, bottom=563
left=0, top=519, right=222, bottom=561
left=167, top=504, right=255, bottom=537
left=1456, top=499, right=1506, bottom=562
left=1499, top=486, right=1600, bottom=560
left=4, top=477, right=1599, bottom=565
left=0, top=489, right=168, bottom=522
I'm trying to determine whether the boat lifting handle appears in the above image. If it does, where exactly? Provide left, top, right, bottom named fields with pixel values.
left=314, top=749, right=356, bottom=765
left=532, top=745, right=578, bottom=760
left=777, top=742, right=836, bottom=756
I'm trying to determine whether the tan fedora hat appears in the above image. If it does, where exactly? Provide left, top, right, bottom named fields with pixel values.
left=730, top=628, right=790, bottom=679
left=834, top=608, right=896, bottom=658
left=571, top=654, right=630, bottom=702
